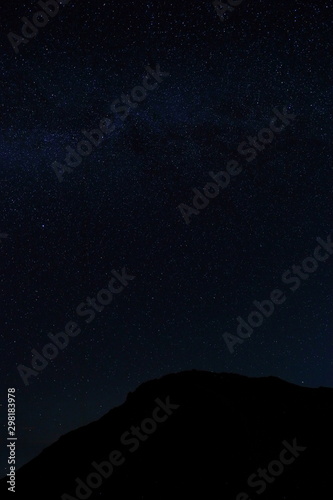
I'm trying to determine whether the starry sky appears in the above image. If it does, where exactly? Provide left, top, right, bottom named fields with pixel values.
left=1, top=0, right=333, bottom=473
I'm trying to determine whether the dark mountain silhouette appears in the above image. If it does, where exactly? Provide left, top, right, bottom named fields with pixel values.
left=1, top=370, right=332, bottom=499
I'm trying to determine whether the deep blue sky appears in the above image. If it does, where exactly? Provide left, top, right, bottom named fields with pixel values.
left=1, top=0, right=333, bottom=473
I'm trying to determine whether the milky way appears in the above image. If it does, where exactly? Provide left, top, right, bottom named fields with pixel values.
left=0, top=0, right=332, bottom=471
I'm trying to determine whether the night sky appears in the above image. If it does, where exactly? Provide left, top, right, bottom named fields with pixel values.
left=1, top=0, right=333, bottom=474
